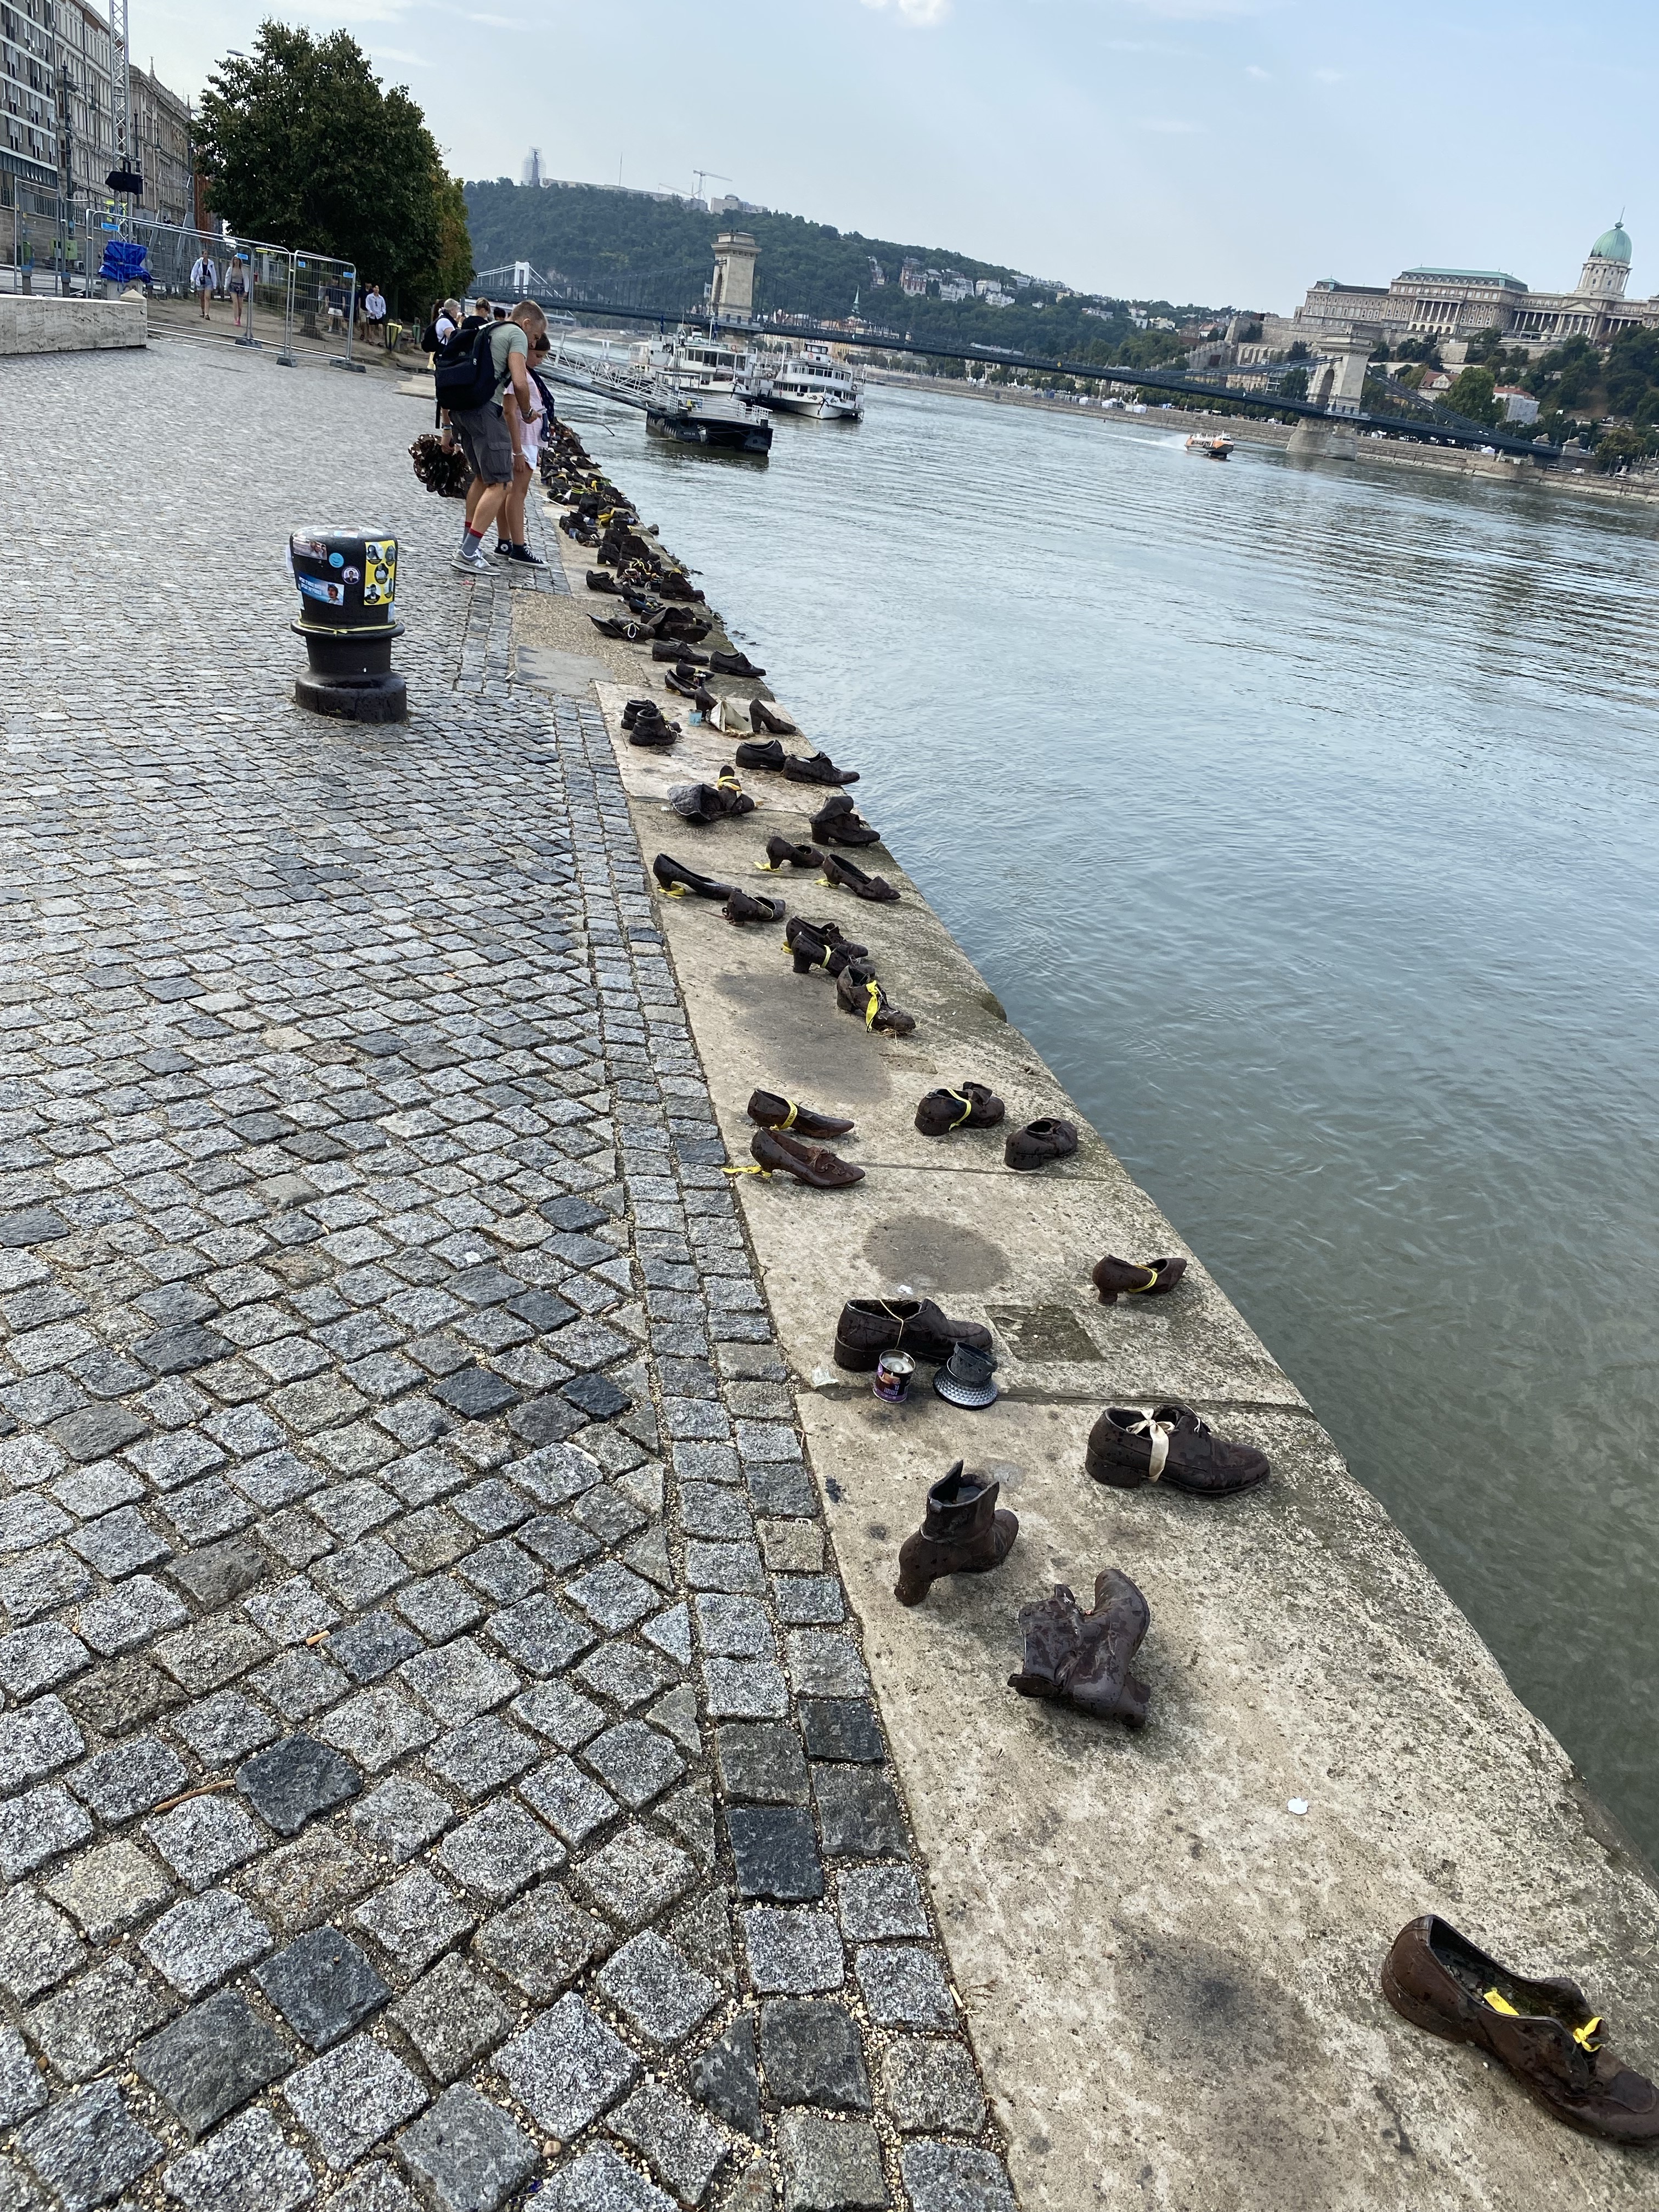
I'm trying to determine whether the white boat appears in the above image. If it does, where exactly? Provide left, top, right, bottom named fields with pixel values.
left=630, top=330, right=771, bottom=404
left=755, top=345, right=865, bottom=421
left=1186, top=432, right=1234, bottom=459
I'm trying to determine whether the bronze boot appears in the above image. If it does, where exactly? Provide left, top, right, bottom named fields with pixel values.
left=893, top=1462, right=1018, bottom=1606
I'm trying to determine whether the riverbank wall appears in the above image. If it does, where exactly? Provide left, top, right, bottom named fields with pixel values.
left=515, top=472, right=1659, bottom=2210
left=0, top=291, right=145, bottom=354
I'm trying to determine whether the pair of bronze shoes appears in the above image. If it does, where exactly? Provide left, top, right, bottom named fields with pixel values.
left=744, top=1090, right=862, bottom=1189
left=653, top=854, right=783, bottom=931
left=891, top=1465, right=1152, bottom=1729
left=1009, top=1571, right=1151, bottom=1726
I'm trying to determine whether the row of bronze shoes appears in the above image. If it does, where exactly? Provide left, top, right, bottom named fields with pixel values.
left=889, top=1459, right=1659, bottom=2146
left=727, top=1087, right=1087, bottom=1188
left=554, top=445, right=1659, bottom=2154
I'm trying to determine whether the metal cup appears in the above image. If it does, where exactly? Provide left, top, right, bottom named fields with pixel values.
left=873, top=1351, right=915, bottom=1403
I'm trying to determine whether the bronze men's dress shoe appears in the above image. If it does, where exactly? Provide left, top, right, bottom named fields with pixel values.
left=833, top=1297, right=992, bottom=1372
left=1085, top=1404, right=1269, bottom=1497
left=1383, top=1915, right=1659, bottom=2146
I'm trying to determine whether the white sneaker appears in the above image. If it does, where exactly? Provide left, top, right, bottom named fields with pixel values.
left=452, top=548, right=490, bottom=576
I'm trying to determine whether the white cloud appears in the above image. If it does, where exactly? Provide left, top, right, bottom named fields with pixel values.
left=860, top=0, right=951, bottom=22
left=1312, top=66, right=1346, bottom=81
left=1245, top=63, right=1270, bottom=78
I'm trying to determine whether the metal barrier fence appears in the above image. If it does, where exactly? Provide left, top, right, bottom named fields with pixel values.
left=44, top=208, right=368, bottom=372
left=290, top=250, right=360, bottom=370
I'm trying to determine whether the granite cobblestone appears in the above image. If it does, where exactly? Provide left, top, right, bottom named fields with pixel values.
left=0, top=343, right=1009, bottom=2212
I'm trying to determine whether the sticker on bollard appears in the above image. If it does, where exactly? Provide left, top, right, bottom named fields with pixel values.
left=289, top=528, right=407, bottom=723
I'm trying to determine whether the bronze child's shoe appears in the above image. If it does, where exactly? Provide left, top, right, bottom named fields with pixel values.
left=1382, top=1916, right=1659, bottom=2146
left=894, top=1462, right=1018, bottom=1605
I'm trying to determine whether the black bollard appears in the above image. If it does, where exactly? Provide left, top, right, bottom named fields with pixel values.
left=290, top=530, right=407, bottom=722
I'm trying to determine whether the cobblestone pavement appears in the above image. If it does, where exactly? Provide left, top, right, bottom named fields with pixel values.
left=0, top=341, right=1014, bottom=2212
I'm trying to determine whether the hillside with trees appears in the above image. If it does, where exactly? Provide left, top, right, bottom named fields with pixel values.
left=463, top=179, right=1214, bottom=374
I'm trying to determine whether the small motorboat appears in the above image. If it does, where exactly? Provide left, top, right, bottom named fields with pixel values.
left=1186, top=432, right=1234, bottom=459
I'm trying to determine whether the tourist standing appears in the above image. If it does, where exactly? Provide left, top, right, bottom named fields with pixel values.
left=496, top=330, right=551, bottom=565
left=447, top=299, right=548, bottom=575
left=190, top=250, right=217, bottom=319
left=227, top=257, right=247, bottom=328
left=363, top=282, right=387, bottom=348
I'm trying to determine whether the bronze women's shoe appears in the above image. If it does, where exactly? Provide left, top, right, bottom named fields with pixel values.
left=785, top=918, right=866, bottom=976
left=810, top=797, right=882, bottom=848
left=1085, top=1404, right=1269, bottom=1497
left=747, top=1090, right=855, bottom=1139
left=915, top=1083, right=1005, bottom=1139
left=749, top=1127, right=865, bottom=1188
left=893, top=1462, right=1018, bottom=1606
left=821, top=854, right=899, bottom=903
left=1009, top=1569, right=1150, bottom=1726
left=751, top=699, right=797, bottom=736
left=1382, top=1916, right=1659, bottom=2146
left=653, top=854, right=732, bottom=901
left=723, top=887, right=784, bottom=927
left=1092, top=1255, right=1187, bottom=1305
left=833, top=1297, right=993, bottom=1372
left=836, top=961, right=916, bottom=1036
left=652, top=641, right=709, bottom=664
left=760, top=834, right=825, bottom=873
left=1005, top=1118, right=1078, bottom=1171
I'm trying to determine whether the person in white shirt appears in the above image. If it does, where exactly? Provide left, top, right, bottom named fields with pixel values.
left=190, top=255, right=217, bottom=319
left=362, top=282, right=387, bottom=346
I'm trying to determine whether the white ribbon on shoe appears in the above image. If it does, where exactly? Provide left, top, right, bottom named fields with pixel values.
left=1124, top=1409, right=1174, bottom=1480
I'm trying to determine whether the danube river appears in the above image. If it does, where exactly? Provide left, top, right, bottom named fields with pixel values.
left=566, top=379, right=1659, bottom=1865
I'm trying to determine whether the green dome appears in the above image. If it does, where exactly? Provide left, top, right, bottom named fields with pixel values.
left=1590, top=222, right=1632, bottom=264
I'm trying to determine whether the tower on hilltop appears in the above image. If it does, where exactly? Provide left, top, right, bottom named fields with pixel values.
left=1577, top=219, right=1632, bottom=298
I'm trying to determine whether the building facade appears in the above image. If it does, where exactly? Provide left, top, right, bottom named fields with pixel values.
left=128, top=61, right=189, bottom=224
left=2, top=0, right=191, bottom=253
left=1294, top=224, right=1659, bottom=354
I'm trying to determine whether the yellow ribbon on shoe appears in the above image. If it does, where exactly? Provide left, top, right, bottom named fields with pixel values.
left=777, top=1101, right=799, bottom=1130
left=660, top=883, right=687, bottom=899
left=864, top=982, right=882, bottom=1031
left=1575, top=2016, right=1604, bottom=2050
left=1125, top=1265, right=1163, bottom=1294
left=1483, top=1989, right=1520, bottom=2017
left=755, top=860, right=785, bottom=873
left=716, top=771, right=743, bottom=794
left=721, top=1164, right=772, bottom=1178
left=946, top=1089, right=975, bottom=1128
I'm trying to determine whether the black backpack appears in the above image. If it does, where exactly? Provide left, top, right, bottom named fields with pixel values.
left=434, top=324, right=499, bottom=413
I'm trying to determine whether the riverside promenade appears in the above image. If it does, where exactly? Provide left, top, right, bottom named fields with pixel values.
left=0, top=335, right=1656, bottom=2212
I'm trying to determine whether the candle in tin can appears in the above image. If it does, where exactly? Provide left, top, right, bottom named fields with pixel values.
left=873, top=1351, right=915, bottom=1403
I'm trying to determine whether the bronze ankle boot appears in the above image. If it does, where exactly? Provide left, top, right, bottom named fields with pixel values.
left=893, top=1462, right=1018, bottom=1606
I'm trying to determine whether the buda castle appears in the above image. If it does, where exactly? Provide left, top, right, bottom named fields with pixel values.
left=1286, top=223, right=1656, bottom=356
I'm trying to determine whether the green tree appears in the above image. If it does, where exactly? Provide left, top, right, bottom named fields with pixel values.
left=195, top=22, right=471, bottom=315
left=1444, top=364, right=1502, bottom=426
left=1279, top=365, right=1309, bottom=402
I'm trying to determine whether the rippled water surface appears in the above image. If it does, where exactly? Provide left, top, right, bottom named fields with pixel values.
left=564, top=381, right=1659, bottom=1859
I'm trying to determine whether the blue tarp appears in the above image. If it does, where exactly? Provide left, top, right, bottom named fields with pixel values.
left=98, top=240, right=151, bottom=286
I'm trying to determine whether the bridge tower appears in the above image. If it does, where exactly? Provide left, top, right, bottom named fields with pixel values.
left=709, top=232, right=758, bottom=324
left=1289, top=323, right=1380, bottom=458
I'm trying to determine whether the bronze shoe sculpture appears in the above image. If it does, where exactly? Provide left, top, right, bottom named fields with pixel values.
left=894, top=1462, right=1018, bottom=1606
left=1383, top=1916, right=1659, bottom=2146
left=821, top=853, right=899, bottom=902
left=760, top=834, right=825, bottom=873
left=1093, top=1255, right=1187, bottom=1305
left=751, top=699, right=797, bottom=735
left=833, top=1297, right=992, bottom=1372
left=785, top=918, right=866, bottom=977
left=722, top=887, right=785, bottom=927
left=1005, top=1118, right=1079, bottom=1171
left=1009, top=1569, right=1150, bottom=1726
left=1085, top=1403, right=1269, bottom=1497
left=749, top=1127, right=865, bottom=1188
left=915, top=1083, right=1005, bottom=1138
left=747, top=1091, right=854, bottom=1139
left=836, top=959, right=916, bottom=1036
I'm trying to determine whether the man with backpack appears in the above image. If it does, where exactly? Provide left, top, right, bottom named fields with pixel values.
left=436, top=298, right=548, bottom=576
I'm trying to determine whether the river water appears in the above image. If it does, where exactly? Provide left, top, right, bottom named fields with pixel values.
left=561, top=380, right=1659, bottom=1864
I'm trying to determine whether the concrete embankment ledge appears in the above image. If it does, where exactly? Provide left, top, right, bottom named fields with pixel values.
left=523, top=471, right=1659, bottom=2210
left=0, top=294, right=147, bottom=356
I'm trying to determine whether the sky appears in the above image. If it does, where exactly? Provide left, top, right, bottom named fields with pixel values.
left=140, top=0, right=1659, bottom=312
